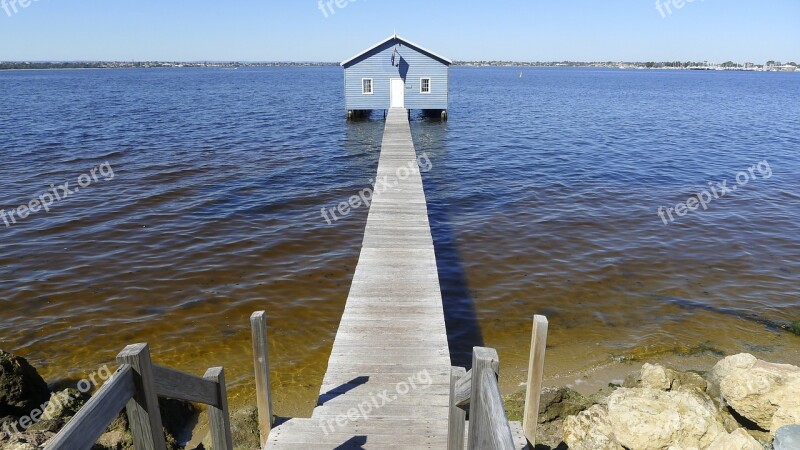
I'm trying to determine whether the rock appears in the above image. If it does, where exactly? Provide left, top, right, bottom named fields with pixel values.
left=529, top=387, right=591, bottom=449
left=535, top=419, right=568, bottom=450
left=772, top=405, right=800, bottom=436
left=26, top=418, right=64, bottom=434
left=93, top=428, right=133, bottom=450
left=21, top=388, right=91, bottom=435
left=677, top=371, right=708, bottom=392
left=630, top=363, right=707, bottom=392
left=230, top=406, right=261, bottom=449
left=1, top=443, right=37, bottom=450
left=0, top=430, right=55, bottom=450
left=708, top=353, right=758, bottom=399
left=0, top=350, right=50, bottom=417
left=563, top=404, right=622, bottom=450
left=93, top=414, right=133, bottom=450
left=42, top=388, right=89, bottom=421
left=631, top=364, right=738, bottom=432
left=608, top=387, right=725, bottom=449
left=563, top=387, right=726, bottom=450
left=639, top=363, right=671, bottom=390
left=774, top=424, right=800, bottom=450
left=710, top=353, right=800, bottom=435
left=716, top=401, right=746, bottom=434
left=707, top=428, right=761, bottom=449
left=538, top=387, right=589, bottom=423
left=585, top=385, right=619, bottom=407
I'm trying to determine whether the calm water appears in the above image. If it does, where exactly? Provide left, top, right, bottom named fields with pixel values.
left=1, top=67, right=799, bottom=414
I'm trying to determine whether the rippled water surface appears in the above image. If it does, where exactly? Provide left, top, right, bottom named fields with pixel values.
left=1, top=67, right=799, bottom=414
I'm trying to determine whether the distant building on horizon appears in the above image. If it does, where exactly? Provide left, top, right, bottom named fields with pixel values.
left=341, top=34, right=451, bottom=120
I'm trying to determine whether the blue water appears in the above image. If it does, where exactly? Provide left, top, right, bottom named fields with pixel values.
left=0, top=67, right=798, bottom=409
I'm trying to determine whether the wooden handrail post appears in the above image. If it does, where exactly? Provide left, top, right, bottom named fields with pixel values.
left=204, top=367, right=233, bottom=450
left=479, top=370, right=516, bottom=449
left=467, top=347, right=499, bottom=450
left=523, top=315, right=549, bottom=446
left=251, top=311, right=274, bottom=446
left=117, top=343, right=167, bottom=450
left=448, top=366, right=467, bottom=450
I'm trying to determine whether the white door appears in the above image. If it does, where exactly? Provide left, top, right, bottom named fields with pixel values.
left=390, top=79, right=405, bottom=108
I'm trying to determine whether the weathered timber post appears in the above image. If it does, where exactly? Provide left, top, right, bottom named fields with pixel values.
left=479, top=370, right=515, bottom=449
left=117, top=343, right=167, bottom=450
left=448, top=366, right=467, bottom=450
left=467, top=347, right=500, bottom=450
left=204, top=367, right=233, bottom=450
left=250, top=311, right=274, bottom=446
left=523, top=315, right=549, bottom=445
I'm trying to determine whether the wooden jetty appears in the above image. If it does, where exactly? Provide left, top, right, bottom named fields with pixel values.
left=267, top=107, right=451, bottom=448
left=48, top=108, right=549, bottom=450
left=262, top=109, right=544, bottom=449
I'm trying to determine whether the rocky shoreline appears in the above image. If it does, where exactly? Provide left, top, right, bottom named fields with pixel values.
left=3, top=348, right=800, bottom=449
left=506, top=354, right=800, bottom=449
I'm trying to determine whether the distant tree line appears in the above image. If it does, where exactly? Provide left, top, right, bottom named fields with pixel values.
left=0, top=61, right=339, bottom=70
left=455, top=60, right=798, bottom=69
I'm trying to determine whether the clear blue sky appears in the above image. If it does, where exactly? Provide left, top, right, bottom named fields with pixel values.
left=0, top=0, right=797, bottom=63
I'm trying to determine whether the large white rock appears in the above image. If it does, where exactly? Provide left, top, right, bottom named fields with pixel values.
left=563, top=387, right=726, bottom=450
left=640, top=363, right=671, bottom=390
left=711, top=353, right=800, bottom=435
left=639, top=363, right=707, bottom=392
left=608, top=388, right=726, bottom=449
left=563, top=404, right=623, bottom=450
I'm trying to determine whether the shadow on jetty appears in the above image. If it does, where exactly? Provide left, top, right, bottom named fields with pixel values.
left=334, top=436, right=367, bottom=449
left=317, top=376, right=370, bottom=406
left=411, top=114, right=485, bottom=369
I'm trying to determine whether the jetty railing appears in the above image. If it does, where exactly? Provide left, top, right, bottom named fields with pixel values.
left=447, top=315, right=549, bottom=450
left=45, top=343, right=233, bottom=450
left=43, top=312, right=543, bottom=449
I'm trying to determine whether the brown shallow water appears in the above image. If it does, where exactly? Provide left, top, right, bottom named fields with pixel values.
left=1, top=67, right=799, bottom=419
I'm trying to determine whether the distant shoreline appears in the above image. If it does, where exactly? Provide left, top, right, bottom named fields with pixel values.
left=0, top=62, right=339, bottom=71
left=0, top=61, right=796, bottom=72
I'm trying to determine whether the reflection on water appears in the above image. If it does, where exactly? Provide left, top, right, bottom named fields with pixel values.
left=0, top=67, right=799, bottom=416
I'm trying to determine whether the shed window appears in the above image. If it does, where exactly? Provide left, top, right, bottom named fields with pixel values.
left=362, top=78, right=373, bottom=95
left=420, top=78, right=431, bottom=94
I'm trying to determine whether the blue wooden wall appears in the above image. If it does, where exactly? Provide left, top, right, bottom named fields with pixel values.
left=343, top=38, right=449, bottom=111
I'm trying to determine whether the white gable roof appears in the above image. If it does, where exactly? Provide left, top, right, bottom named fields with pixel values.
left=340, top=34, right=453, bottom=67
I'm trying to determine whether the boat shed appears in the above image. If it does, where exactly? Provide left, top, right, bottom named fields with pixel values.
left=341, top=34, right=452, bottom=119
